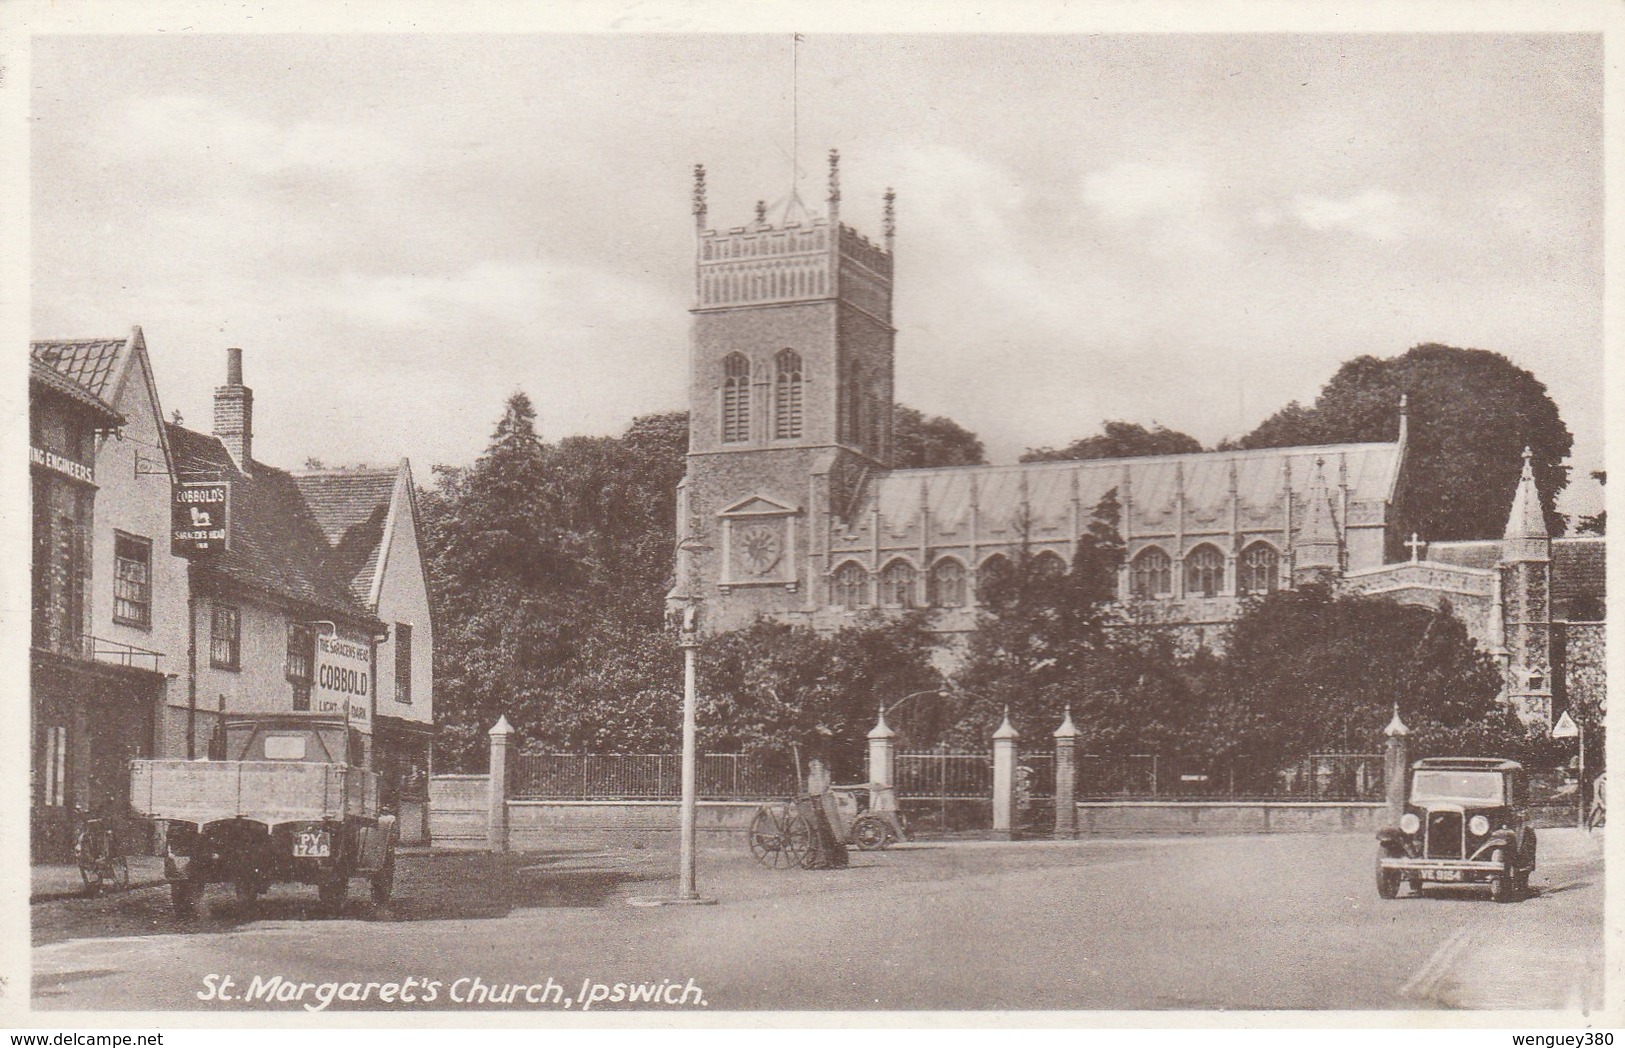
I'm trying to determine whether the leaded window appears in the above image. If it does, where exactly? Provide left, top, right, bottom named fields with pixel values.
left=1239, top=542, right=1280, bottom=595
left=928, top=559, right=967, bottom=608
left=1185, top=544, right=1224, bottom=598
left=832, top=562, right=870, bottom=610
left=774, top=349, right=803, bottom=440
left=721, top=353, right=751, bottom=444
left=286, top=621, right=314, bottom=710
left=878, top=560, right=917, bottom=608
left=395, top=623, right=413, bottom=704
left=1130, top=547, right=1172, bottom=598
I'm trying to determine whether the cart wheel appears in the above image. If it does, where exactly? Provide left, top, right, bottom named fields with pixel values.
left=233, top=877, right=259, bottom=908
left=748, top=804, right=790, bottom=868
left=170, top=879, right=200, bottom=919
left=785, top=812, right=815, bottom=869
left=370, top=853, right=395, bottom=906
left=852, top=815, right=888, bottom=851
left=111, top=854, right=130, bottom=892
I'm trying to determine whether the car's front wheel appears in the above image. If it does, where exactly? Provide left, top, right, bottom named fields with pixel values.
left=1489, top=847, right=1514, bottom=903
left=1376, top=849, right=1401, bottom=900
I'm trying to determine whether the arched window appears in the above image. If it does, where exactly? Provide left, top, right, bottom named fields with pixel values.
left=927, top=559, right=967, bottom=608
left=1238, top=542, right=1280, bottom=595
left=878, top=559, right=917, bottom=608
left=1185, top=544, right=1224, bottom=598
left=1031, top=550, right=1068, bottom=579
left=721, top=353, right=751, bottom=444
left=1130, top=546, right=1172, bottom=598
left=977, top=553, right=1016, bottom=604
left=773, top=349, right=803, bottom=440
left=832, top=561, right=869, bottom=610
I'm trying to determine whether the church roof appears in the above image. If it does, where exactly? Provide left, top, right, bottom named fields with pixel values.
left=1424, top=540, right=1502, bottom=572
left=1552, top=537, right=1605, bottom=619
left=863, top=440, right=1403, bottom=533
left=292, top=466, right=401, bottom=605
left=167, top=423, right=381, bottom=627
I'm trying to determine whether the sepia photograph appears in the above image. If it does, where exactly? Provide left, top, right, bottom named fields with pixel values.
left=5, top=1, right=1615, bottom=1027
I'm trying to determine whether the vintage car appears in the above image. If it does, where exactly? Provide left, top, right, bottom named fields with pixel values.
left=130, top=714, right=397, bottom=917
left=1376, top=756, right=1536, bottom=903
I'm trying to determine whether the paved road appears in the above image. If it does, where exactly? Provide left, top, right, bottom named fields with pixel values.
left=30, top=830, right=1605, bottom=1014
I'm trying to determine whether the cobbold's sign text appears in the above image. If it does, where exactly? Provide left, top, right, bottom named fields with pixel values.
left=315, top=633, right=372, bottom=729
left=172, top=481, right=230, bottom=554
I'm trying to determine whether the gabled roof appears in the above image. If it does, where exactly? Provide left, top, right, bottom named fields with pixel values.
left=291, top=466, right=400, bottom=604
left=29, top=359, right=125, bottom=424
left=167, top=423, right=380, bottom=627
left=30, top=338, right=126, bottom=402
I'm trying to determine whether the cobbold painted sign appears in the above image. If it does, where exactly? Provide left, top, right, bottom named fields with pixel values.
left=315, top=633, right=372, bottom=731
left=171, top=481, right=230, bottom=554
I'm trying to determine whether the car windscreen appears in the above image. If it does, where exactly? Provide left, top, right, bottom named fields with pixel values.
left=1411, top=770, right=1504, bottom=805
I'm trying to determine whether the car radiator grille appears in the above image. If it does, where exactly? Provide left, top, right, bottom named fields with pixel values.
left=1425, top=811, right=1463, bottom=859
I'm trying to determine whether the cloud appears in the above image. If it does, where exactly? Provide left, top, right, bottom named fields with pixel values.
left=1291, top=189, right=1419, bottom=241
left=1080, top=162, right=1211, bottom=224
left=112, top=94, right=410, bottom=178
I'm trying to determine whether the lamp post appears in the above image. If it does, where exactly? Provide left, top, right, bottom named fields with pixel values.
left=631, top=535, right=716, bottom=907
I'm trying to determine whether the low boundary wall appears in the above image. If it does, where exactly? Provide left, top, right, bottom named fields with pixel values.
left=1075, top=800, right=1386, bottom=835
left=508, top=800, right=761, bottom=850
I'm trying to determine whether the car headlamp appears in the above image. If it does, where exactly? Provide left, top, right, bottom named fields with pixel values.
left=1468, top=815, right=1490, bottom=836
left=1399, top=812, right=1420, bottom=834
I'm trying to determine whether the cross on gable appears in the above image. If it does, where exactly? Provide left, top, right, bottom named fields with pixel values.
left=1405, top=532, right=1426, bottom=562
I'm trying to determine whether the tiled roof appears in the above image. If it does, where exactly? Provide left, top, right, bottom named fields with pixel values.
left=31, top=339, right=126, bottom=402
left=292, top=468, right=398, bottom=604
left=166, top=424, right=380, bottom=627
left=1552, top=537, right=1605, bottom=619
left=28, top=359, right=124, bottom=423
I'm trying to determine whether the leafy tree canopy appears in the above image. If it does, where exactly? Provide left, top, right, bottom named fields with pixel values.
left=1238, top=344, right=1573, bottom=541
left=892, top=405, right=986, bottom=469
left=1021, top=420, right=1202, bottom=463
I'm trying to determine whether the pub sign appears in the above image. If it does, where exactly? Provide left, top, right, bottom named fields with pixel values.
left=314, top=633, right=372, bottom=731
left=171, top=480, right=230, bottom=554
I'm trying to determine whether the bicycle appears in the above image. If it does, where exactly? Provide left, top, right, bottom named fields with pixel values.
left=74, top=810, right=130, bottom=896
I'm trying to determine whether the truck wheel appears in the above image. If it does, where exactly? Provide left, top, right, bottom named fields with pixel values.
left=233, top=878, right=260, bottom=909
left=171, top=879, right=201, bottom=919
left=1489, top=847, right=1512, bottom=903
left=370, top=853, right=395, bottom=906
left=317, top=869, right=349, bottom=916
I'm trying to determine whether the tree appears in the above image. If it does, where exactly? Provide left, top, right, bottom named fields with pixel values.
left=1219, top=584, right=1507, bottom=784
left=1239, top=344, right=1573, bottom=541
left=1021, top=420, right=1202, bottom=463
left=1576, top=471, right=1605, bottom=536
left=891, top=405, right=986, bottom=469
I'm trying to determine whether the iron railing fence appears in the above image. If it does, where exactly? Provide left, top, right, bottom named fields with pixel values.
left=1073, top=753, right=1386, bottom=802
left=508, top=752, right=792, bottom=801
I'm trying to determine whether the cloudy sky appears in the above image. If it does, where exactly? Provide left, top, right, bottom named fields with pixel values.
left=29, top=31, right=1604, bottom=516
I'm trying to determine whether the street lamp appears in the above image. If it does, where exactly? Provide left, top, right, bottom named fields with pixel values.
left=631, top=535, right=716, bottom=907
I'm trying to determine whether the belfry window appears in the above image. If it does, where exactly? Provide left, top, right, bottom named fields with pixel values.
left=844, top=364, right=864, bottom=446
left=1238, top=542, right=1280, bottom=595
left=1130, top=547, right=1172, bottom=598
left=1185, top=544, right=1224, bottom=597
left=721, top=353, right=751, bottom=444
left=832, top=562, right=870, bottom=610
left=774, top=349, right=803, bottom=440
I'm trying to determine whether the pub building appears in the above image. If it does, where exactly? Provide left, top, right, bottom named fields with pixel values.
left=166, top=349, right=386, bottom=769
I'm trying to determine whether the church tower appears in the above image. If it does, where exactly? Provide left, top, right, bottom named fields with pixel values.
left=674, top=153, right=896, bottom=632
left=1499, top=446, right=1553, bottom=724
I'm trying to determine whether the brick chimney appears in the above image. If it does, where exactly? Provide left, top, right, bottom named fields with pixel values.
left=214, top=347, right=253, bottom=469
